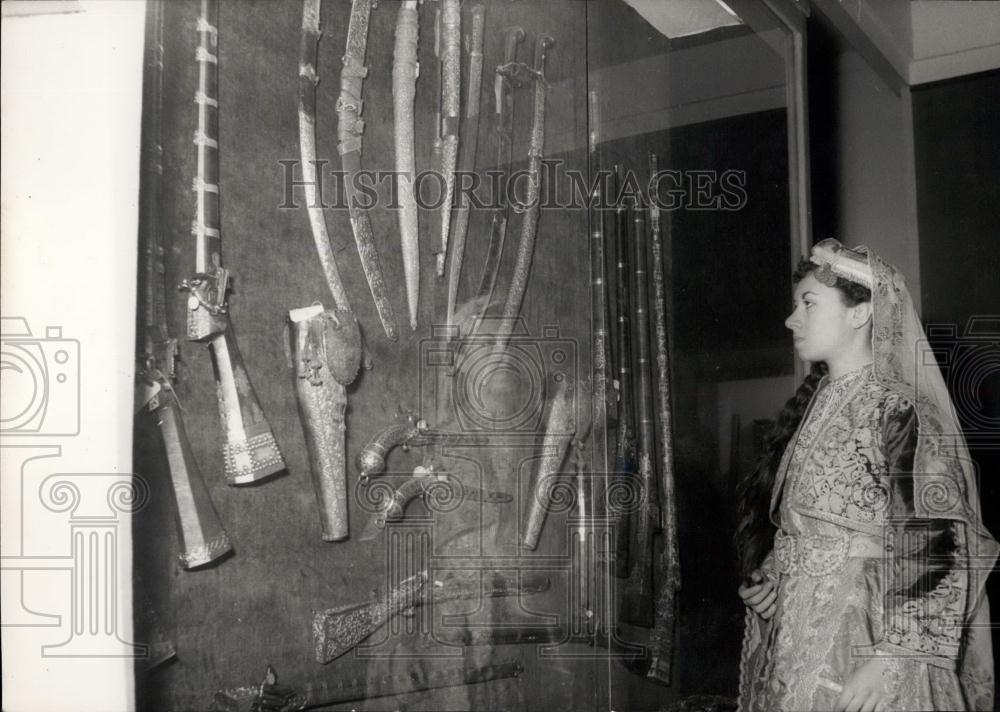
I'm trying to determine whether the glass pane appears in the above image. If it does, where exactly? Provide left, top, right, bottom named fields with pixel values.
left=586, top=0, right=798, bottom=705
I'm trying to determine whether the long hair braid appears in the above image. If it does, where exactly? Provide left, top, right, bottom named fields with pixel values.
left=734, top=361, right=827, bottom=581
left=734, top=258, right=871, bottom=581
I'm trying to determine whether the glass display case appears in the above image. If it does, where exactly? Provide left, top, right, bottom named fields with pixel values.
left=131, top=1, right=810, bottom=709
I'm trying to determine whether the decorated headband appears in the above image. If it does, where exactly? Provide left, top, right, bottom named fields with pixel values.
left=809, top=238, right=874, bottom=289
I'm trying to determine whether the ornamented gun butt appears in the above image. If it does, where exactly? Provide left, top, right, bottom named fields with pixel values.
left=210, top=328, right=285, bottom=485
left=155, top=393, right=233, bottom=567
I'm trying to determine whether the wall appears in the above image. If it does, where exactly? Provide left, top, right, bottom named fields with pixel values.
left=808, top=19, right=921, bottom=309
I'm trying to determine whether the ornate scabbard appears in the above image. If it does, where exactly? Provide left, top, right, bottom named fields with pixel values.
left=359, top=467, right=511, bottom=540
left=445, top=4, right=486, bottom=334
left=496, top=35, right=555, bottom=347
left=435, top=0, right=461, bottom=277
left=287, top=304, right=362, bottom=541
left=392, top=1, right=420, bottom=330
left=646, top=152, right=680, bottom=684
left=475, top=26, right=525, bottom=308
left=522, top=372, right=576, bottom=550
left=338, top=0, right=398, bottom=341
left=299, top=0, right=352, bottom=312
left=313, top=570, right=550, bottom=663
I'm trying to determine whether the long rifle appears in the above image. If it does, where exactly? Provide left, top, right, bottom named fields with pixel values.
left=496, top=34, right=555, bottom=346
left=445, top=4, right=486, bottom=335
left=180, top=0, right=286, bottom=486
left=621, top=192, right=658, bottom=628
left=611, top=166, right=637, bottom=579
left=392, top=0, right=420, bottom=330
left=646, top=152, right=680, bottom=684
left=435, top=0, right=462, bottom=277
left=298, top=0, right=352, bottom=313
left=338, top=0, right=398, bottom=341
left=584, top=90, right=609, bottom=633
left=212, top=660, right=525, bottom=711
left=136, top=0, right=232, bottom=567
left=473, top=25, right=525, bottom=309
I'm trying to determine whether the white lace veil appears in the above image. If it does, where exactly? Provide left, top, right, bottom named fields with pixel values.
left=815, top=239, right=997, bottom=707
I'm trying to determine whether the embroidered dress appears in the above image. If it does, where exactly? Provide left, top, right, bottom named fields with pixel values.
left=739, top=365, right=970, bottom=710
left=738, top=240, right=997, bottom=711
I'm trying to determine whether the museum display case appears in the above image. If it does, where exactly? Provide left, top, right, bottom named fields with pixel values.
left=131, top=1, right=809, bottom=709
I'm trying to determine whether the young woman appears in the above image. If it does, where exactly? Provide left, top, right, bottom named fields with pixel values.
left=735, top=239, right=997, bottom=711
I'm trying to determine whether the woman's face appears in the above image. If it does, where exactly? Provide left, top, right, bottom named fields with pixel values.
left=784, top=273, right=859, bottom=363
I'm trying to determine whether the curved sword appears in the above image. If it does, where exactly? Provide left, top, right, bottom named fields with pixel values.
left=338, top=0, right=398, bottom=340
left=496, top=34, right=555, bottom=347
left=435, top=0, right=461, bottom=277
left=474, top=26, right=525, bottom=309
left=298, top=0, right=352, bottom=313
left=445, top=4, right=486, bottom=335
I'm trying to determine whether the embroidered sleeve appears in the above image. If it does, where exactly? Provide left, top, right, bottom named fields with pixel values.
left=877, top=400, right=965, bottom=668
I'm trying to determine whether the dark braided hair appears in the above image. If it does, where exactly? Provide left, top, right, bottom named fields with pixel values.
left=734, top=258, right=872, bottom=581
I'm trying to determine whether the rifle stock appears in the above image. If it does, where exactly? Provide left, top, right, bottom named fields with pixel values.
left=313, top=571, right=550, bottom=663
left=210, top=329, right=285, bottom=484
left=153, top=393, right=233, bottom=567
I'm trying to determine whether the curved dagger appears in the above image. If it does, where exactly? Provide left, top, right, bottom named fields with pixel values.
left=445, top=4, right=486, bottom=335
left=474, top=25, right=525, bottom=309
left=392, top=1, right=420, bottom=330
left=521, top=371, right=576, bottom=550
left=435, top=0, right=461, bottom=277
left=338, top=0, right=398, bottom=340
left=298, top=0, right=352, bottom=313
left=495, top=34, right=555, bottom=347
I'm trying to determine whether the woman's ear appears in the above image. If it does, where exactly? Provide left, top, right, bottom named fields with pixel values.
left=849, top=301, right=873, bottom=330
